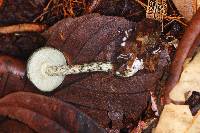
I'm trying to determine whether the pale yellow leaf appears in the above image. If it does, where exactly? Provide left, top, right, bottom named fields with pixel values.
left=170, top=51, right=200, bottom=102
left=154, top=104, right=193, bottom=133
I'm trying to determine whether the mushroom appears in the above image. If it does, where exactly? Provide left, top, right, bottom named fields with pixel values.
left=27, top=47, right=144, bottom=92
left=27, top=47, right=114, bottom=92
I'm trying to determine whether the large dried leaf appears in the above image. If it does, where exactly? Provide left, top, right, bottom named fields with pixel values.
left=154, top=104, right=193, bottom=133
left=170, top=51, right=200, bottom=102
left=43, top=14, right=169, bottom=128
left=155, top=104, right=200, bottom=133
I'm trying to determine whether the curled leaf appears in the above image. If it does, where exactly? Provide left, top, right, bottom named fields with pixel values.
left=0, top=106, right=67, bottom=133
left=0, top=119, right=35, bottom=133
left=0, top=55, right=38, bottom=97
left=0, top=92, right=106, bottom=133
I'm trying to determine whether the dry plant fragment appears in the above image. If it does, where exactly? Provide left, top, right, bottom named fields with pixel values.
left=172, top=0, right=200, bottom=21
left=146, top=0, right=167, bottom=22
left=85, top=0, right=102, bottom=13
left=135, top=0, right=187, bottom=28
left=164, top=8, right=200, bottom=103
left=34, top=0, right=86, bottom=22
left=0, top=24, right=46, bottom=34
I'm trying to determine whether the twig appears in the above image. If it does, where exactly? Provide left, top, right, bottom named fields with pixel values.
left=134, top=0, right=187, bottom=27
left=69, top=0, right=74, bottom=16
left=33, top=4, right=63, bottom=22
left=85, top=0, right=103, bottom=13
left=44, top=0, right=54, bottom=11
left=164, top=16, right=188, bottom=26
left=164, top=9, right=200, bottom=104
left=135, top=0, right=148, bottom=9
left=0, top=24, right=46, bottom=34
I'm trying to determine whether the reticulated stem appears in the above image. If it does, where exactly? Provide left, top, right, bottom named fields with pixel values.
left=45, top=62, right=113, bottom=76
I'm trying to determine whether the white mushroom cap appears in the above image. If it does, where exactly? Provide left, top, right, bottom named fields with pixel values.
left=27, top=47, right=66, bottom=92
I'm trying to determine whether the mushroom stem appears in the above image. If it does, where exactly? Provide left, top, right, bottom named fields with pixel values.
left=45, top=62, right=113, bottom=76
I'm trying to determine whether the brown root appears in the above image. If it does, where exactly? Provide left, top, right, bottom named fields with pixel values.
left=164, top=9, right=200, bottom=104
left=0, top=24, right=46, bottom=34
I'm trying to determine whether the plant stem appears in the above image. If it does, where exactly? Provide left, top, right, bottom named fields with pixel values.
left=45, top=62, right=113, bottom=76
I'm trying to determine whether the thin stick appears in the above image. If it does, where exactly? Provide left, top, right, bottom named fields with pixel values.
left=43, top=0, right=54, bottom=11
left=33, top=4, right=63, bottom=22
left=164, top=9, right=200, bottom=104
left=164, top=16, right=188, bottom=27
left=0, top=24, right=46, bottom=34
left=85, top=0, right=103, bottom=13
left=135, top=0, right=148, bottom=8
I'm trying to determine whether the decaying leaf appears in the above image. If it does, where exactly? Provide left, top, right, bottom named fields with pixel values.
left=0, top=0, right=48, bottom=25
left=43, top=14, right=169, bottom=128
left=0, top=55, right=39, bottom=97
left=0, top=32, right=45, bottom=59
left=170, top=50, right=200, bottom=103
left=172, top=0, right=200, bottom=21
